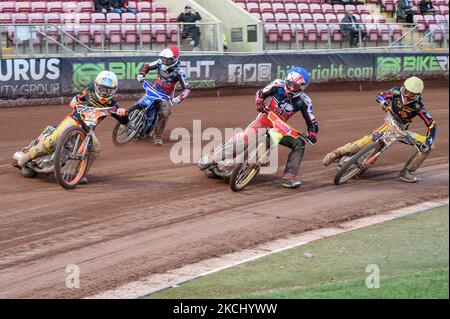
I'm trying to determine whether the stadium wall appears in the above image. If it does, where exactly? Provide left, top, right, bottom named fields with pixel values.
left=0, top=52, right=448, bottom=106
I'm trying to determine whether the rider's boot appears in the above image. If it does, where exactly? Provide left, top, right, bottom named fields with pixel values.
left=198, top=154, right=214, bottom=171
left=281, top=174, right=302, bottom=189
left=17, top=153, right=32, bottom=168
left=154, top=136, right=163, bottom=146
left=322, top=143, right=360, bottom=166
left=399, top=149, right=431, bottom=183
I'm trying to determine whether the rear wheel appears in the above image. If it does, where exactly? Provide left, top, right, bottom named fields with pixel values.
left=54, top=126, right=89, bottom=189
left=112, top=106, right=144, bottom=146
left=334, top=142, right=382, bottom=185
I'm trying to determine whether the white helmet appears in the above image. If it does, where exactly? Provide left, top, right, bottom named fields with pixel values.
left=94, top=71, right=118, bottom=104
left=400, top=76, right=424, bottom=104
left=159, top=46, right=180, bottom=73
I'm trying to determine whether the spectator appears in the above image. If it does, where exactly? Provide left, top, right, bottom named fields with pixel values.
left=113, top=0, right=136, bottom=14
left=419, top=0, right=436, bottom=15
left=177, top=4, right=202, bottom=51
left=341, top=10, right=367, bottom=48
left=94, top=0, right=114, bottom=14
left=396, top=0, right=415, bottom=24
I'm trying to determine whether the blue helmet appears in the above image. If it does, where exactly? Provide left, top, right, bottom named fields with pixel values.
left=284, top=67, right=310, bottom=97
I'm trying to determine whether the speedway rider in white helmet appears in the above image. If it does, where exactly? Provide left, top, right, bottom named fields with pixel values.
left=136, top=46, right=191, bottom=145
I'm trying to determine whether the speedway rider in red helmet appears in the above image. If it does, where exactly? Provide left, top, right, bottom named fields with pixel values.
left=137, top=46, right=191, bottom=145
left=199, top=67, right=319, bottom=189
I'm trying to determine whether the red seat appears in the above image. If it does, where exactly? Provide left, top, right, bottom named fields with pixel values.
left=0, top=13, right=12, bottom=24
left=122, top=25, right=137, bottom=44
left=151, top=12, right=166, bottom=23
left=28, top=13, right=45, bottom=24
left=309, top=4, right=322, bottom=14
left=91, top=13, right=106, bottom=24
left=275, top=13, right=289, bottom=23
left=297, top=3, right=310, bottom=14
left=325, top=13, right=338, bottom=23
left=272, top=3, right=285, bottom=13
left=16, top=2, right=32, bottom=13
left=106, top=12, right=121, bottom=23
left=278, top=24, right=292, bottom=42
left=152, top=24, right=167, bottom=43
left=0, top=3, right=15, bottom=14
left=78, top=1, right=94, bottom=13
left=106, top=25, right=121, bottom=44
left=63, top=2, right=78, bottom=13
left=152, top=2, right=167, bottom=14
left=47, top=2, right=63, bottom=13
left=76, top=25, right=91, bottom=44
left=166, top=12, right=178, bottom=23
left=246, top=3, right=260, bottom=14
left=75, top=13, right=91, bottom=24
left=287, top=13, right=301, bottom=23
left=301, top=13, right=314, bottom=23
left=322, top=4, right=334, bottom=14
left=260, top=3, right=273, bottom=14
left=303, top=24, right=317, bottom=42
left=122, top=12, right=137, bottom=23
left=166, top=24, right=179, bottom=43
left=261, top=13, right=276, bottom=23
left=137, top=12, right=151, bottom=23
left=313, top=13, right=326, bottom=23
left=31, top=2, right=47, bottom=13
left=264, top=24, right=279, bottom=42
left=137, top=25, right=152, bottom=44
left=90, top=25, right=105, bottom=45
left=137, top=1, right=152, bottom=13
left=12, top=13, right=29, bottom=24
left=284, top=3, right=297, bottom=14
left=60, top=13, right=76, bottom=24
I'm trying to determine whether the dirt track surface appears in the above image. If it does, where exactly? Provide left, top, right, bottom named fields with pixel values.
left=0, top=84, right=448, bottom=298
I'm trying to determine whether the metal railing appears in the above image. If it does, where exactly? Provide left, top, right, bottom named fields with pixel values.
left=0, top=22, right=223, bottom=57
left=261, top=21, right=449, bottom=52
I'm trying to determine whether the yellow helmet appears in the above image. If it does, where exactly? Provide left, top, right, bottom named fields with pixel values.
left=404, top=76, right=424, bottom=94
left=401, top=76, right=423, bottom=104
left=94, top=71, right=118, bottom=104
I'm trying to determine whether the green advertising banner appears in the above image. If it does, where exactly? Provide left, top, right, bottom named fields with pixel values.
left=376, top=53, right=449, bottom=80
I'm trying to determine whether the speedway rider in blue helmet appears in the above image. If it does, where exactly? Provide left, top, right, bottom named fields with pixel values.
left=199, top=67, right=319, bottom=188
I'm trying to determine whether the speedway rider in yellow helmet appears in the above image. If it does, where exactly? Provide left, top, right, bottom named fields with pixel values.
left=18, top=71, right=128, bottom=184
left=322, top=76, right=437, bottom=183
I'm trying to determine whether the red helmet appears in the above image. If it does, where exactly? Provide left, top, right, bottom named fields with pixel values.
left=159, top=46, right=180, bottom=72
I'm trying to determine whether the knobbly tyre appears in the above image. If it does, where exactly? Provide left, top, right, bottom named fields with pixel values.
left=13, top=104, right=121, bottom=189
left=198, top=110, right=313, bottom=192
left=112, top=80, right=172, bottom=146
left=334, top=110, right=425, bottom=185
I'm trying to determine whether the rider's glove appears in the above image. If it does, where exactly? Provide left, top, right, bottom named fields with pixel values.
left=419, top=143, right=431, bottom=153
left=306, top=131, right=318, bottom=144
left=136, top=74, right=144, bottom=82
left=172, top=97, right=181, bottom=105
left=116, top=108, right=127, bottom=117
left=378, top=99, right=391, bottom=112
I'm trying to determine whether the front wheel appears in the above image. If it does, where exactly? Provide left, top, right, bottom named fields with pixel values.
left=334, top=142, right=382, bottom=185
left=229, top=139, right=267, bottom=192
left=112, top=106, right=144, bottom=146
left=54, top=126, right=89, bottom=189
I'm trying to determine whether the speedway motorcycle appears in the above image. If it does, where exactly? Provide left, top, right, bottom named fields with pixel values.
left=13, top=104, right=118, bottom=189
left=112, top=80, right=172, bottom=146
left=333, top=110, right=424, bottom=185
left=198, top=110, right=312, bottom=192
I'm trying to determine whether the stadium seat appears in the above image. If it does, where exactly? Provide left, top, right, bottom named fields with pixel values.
left=63, top=2, right=78, bottom=13
left=275, top=13, right=289, bottom=23
left=76, top=25, right=91, bottom=45
left=75, top=12, right=91, bottom=24
left=47, top=2, right=63, bottom=13
left=285, top=3, right=297, bottom=14
left=322, top=4, right=335, bottom=14
left=137, top=12, right=151, bottom=23
left=31, top=2, right=47, bottom=13
left=0, top=2, right=15, bottom=14
left=28, top=13, right=45, bottom=24
left=309, top=4, right=322, bottom=14
left=152, top=24, right=168, bottom=43
left=16, top=2, right=32, bottom=13
left=151, top=12, right=166, bottom=23
left=272, top=3, right=285, bottom=13
left=137, top=25, right=152, bottom=44
left=137, top=1, right=152, bottom=13
left=313, top=13, right=326, bottom=23
left=297, top=3, right=310, bottom=14
left=90, top=25, right=105, bottom=45
left=262, top=13, right=276, bottom=23
left=288, top=13, right=301, bottom=23
left=166, top=24, right=179, bottom=43
left=334, top=5, right=346, bottom=15
left=304, top=24, right=318, bottom=42
left=91, top=13, right=106, bottom=24
left=278, top=24, right=292, bottom=42
left=246, top=3, right=260, bottom=14
left=166, top=12, right=179, bottom=23
left=12, top=13, right=28, bottom=24
left=0, top=13, right=12, bottom=24
left=78, top=1, right=94, bottom=13
left=122, top=25, right=137, bottom=44
left=152, top=2, right=167, bottom=14
left=301, top=13, right=314, bottom=23
left=260, top=3, right=273, bottom=14
left=107, top=12, right=122, bottom=23
left=264, top=24, right=279, bottom=42
left=316, top=24, right=330, bottom=42
left=106, top=25, right=122, bottom=44
left=122, top=12, right=137, bottom=23
left=325, top=13, right=338, bottom=23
